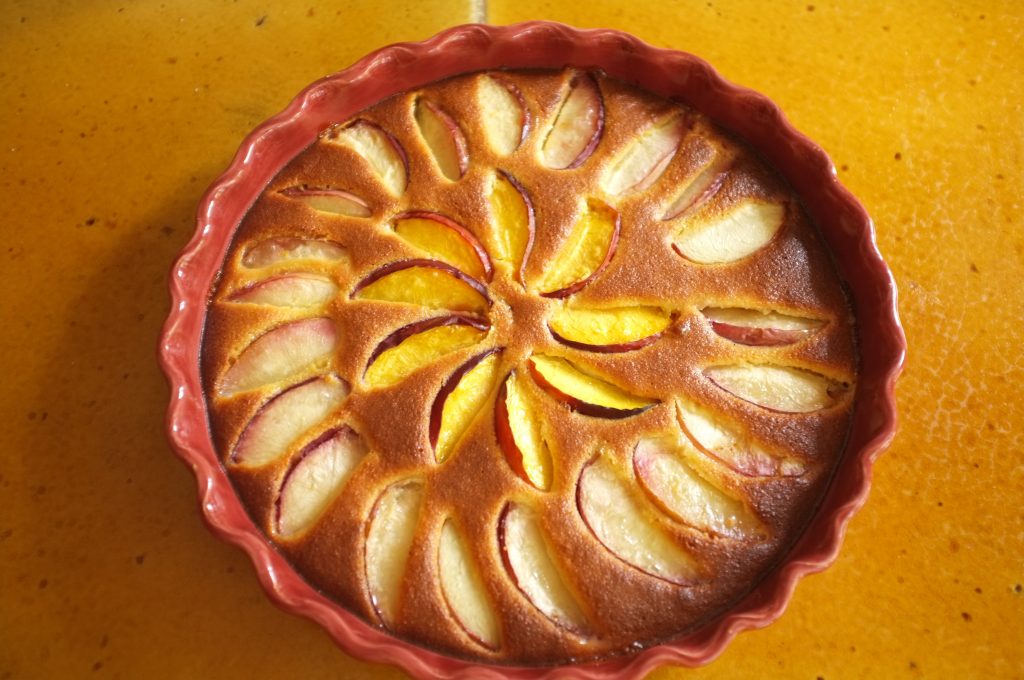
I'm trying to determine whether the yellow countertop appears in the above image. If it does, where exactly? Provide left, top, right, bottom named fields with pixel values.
left=1, top=2, right=1021, bottom=678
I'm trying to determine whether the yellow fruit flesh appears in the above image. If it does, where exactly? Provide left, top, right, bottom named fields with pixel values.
left=355, top=266, right=487, bottom=314
left=505, top=372, right=553, bottom=490
left=488, top=173, right=531, bottom=275
left=393, top=217, right=486, bottom=280
left=365, top=325, right=487, bottom=388
left=436, top=354, right=501, bottom=463
left=537, top=200, right=616, bottom=294
left=531, top=355, right=654, bottom=411
left=549, top=305, right=671, bottom=346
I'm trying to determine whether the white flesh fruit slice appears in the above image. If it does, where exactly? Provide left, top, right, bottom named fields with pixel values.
left=439, top=520, right=501, bottom=649
left=540, top=73, right=604, bottom=169
left=487, top=171, right=535, bottom=283
left=703, top=307, right=822, bottom=346
left=280, top=187, right=372, bottom=217
left=415, top=98, right=469, bottom=181
left=327, top=120, right=408, bottom=196
left=274, top=427, right=367, bottom=538
left=231, top=376, right=349, bottom=467
left=431, top=351, right=502, bottom=464
left=661, top=162, right=728, bottom=221
left=705, top=364, right=844, bottom=413
left=633, top=437, right=764, bottom=538
left=674, top=201, right=785, bottom=264
left=477, top=75, right=527, bottom=155
left=229, top=273, right=338, bottom=308
left=500, top=503, right=588, bottom=633
left=366, top=480, right=425, bottom=627
left=577, top=456, right=699, bottom=584
left=601, top=114, right=686, bottom=195
left=242, top=238, right=346, bottom=269
left=219, top=318, right=337, bottom=397
left=536, top=199, right=619, bottom=298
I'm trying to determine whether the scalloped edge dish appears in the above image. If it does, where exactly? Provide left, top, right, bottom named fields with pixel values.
left=159, top=21, right=906, bottom=679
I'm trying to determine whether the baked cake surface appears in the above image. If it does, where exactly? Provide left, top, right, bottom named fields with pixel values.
left=201, top=69, right=857, bottom=664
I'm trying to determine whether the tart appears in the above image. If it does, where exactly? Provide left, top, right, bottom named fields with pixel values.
left=162, top=23, right=904, bottom=678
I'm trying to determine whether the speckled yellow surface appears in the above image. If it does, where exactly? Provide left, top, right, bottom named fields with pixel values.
left=1, top=2, right=1021, bottom=679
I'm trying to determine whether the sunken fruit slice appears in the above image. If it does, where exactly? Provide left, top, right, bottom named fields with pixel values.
left=352, top=260, right=490, bottom=315
left=279, top=186, right=372, bottom=217
left=231, top=375, right=349, bottom=467
left=241, top=238, right=346, bottom=269
left=601, top=114, right=687, bottom=195
left=415, top=98, right=469, bottom=181
left=487, top=171, right=535, bottom=283
left=477, top=75, right=528, bottom=156
left=439, top=519, right=501, bottom=650
left=229, top=273, right=338, bottom=308
left=429, top=349, right=503, bottom=464
left=577, top=455, right=699, bottom=584
left=541, top=73, right=604, bottom=170
left=365, top=479, right=425, bottom=628
left=529, top=355, right=657, bottom=418
left=326, top=119, right=408, bottom=196
left=274, top=427, right=368, bottom=538
left=703, top=307, right=823, bottom=346
left=549, top=305, right=673, bottom=352
left=495, top=371, right=554, bottom=490
left=633, top=436, right=764, bottom=538
left=364, top=315, right=490, bottom=389
left=705, top=364, right=846, bottom=413
left=218, top=318, right=337, bottom=397
left=499, top=502, right=589, bottom=634
left=674, top=200, right=785, bottom=264
left=661, top=157, right=729, bottom=221
left=391, top=212, right=492, bottom=281
left=536, top=199, right=619, bottom=298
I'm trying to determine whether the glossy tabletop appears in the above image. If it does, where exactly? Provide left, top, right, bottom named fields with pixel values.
left=1, top=2, right=1021, bottom=679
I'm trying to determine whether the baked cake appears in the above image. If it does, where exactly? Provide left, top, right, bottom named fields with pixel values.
left=200, top=69, right=857, bottom=665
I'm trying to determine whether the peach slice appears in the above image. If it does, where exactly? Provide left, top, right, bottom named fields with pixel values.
left=231, top=375, right=349, bottom=467
left=600, top=114, right=687, bottom=195
left=528, top=355, right=657, bottom=418
left=703, top=307, right=823, bottom=346
left=218, top=318, right=337, bottom=397
left=365, top=479, right=425, bottom=627
left=673, top=200, right=785, bottom=264
left=633, top=436, right=765, bottom=538
left=241, top=238, right=347, bottom=269
left=705, top=364, right=846, bottom=413
left=429, top=349, right=503, bottom=464
left=364, top=315, right=490, bottom=388
left=676, top=400, right=804, bottom=477
left=391, top=212, right=492, bottom=281
left=540, top=73, right=604, bottom=170
left=477, top=75, right=528, bottom=155
left=661, top=161, right=729, bottom=221
left=229, top=273, right=338, bottom=308
left=487, top=171, right=535, bottom=283
left=495, top=371, right=553, bottom=490
left=352, top=260, right=490, bottom=315
left=536, top=199, right=619, bottom=298
left=274, top=426, right=367, bottom=538
left=415, top=98, right=469, bottom=181
left=326, top=119, right=408, bottom=196
left=577, top=455, right=699, bottom=584
left=498, top=502, right=589, bottom=634
left=439, top=519, right=501, bottom=649
left=279, top=186, right=372, bottom=217
left=548, top=305, right=673, bottom=352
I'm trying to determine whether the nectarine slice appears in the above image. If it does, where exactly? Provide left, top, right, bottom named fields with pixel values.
left=487, top=171, right=535, bottom=283
left=352, top=260, right=490, bottom=315
left=540, top=73, right=604, bottom=170
left=415, top=98, right=469, bottom=181
left=218, top=318, right=337, bottom=397
left=364, top=315, right=489, bottom=388
left=661, top=161, right=729, bottom=221
left=495, top=371, right=553, bottom=490
left=703, top=307, right=822, bottom=346
left=529, top=355, right=657, bottom=418
left=391, top=212, right=492, bottom=281
left=279, top=186, right=372, bottom=217
left=536, top=199, right=619, bottom=298
left=674, top=200, right=785, bottom=264
left=241, top=238, right=346, bottom=269
left=477, top=75, right=528, bottom=156
left=365, top=479, right=424, bottom=627
left=229, top=273, right=337, bottom=308
left=601, top=114, right=687, bottom=195
left=326, top=119, right=408, bottom=196
left=548, top=305, right=672, bottom=352
left=430, top=349, right=503, bottom=464
left=705, top=364, right=846, bottom=413
left=439, top=519, right=501, bottom=650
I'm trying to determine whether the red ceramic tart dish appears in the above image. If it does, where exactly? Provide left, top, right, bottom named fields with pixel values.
left=160, top=22, right=905, bottom=679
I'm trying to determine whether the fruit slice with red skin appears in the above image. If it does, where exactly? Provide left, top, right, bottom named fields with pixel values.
left=601, top=114, right=687, bottom=195
left=429, top=349, right=503, bottom=464
left=536, top=199, right=619, bottom=298
left=705, top=364, right=847, bottom=413
left=673, top=200, right=785, bottom=264
left=352, top=260, right=490, bottom=315
left=439, top=519, right=501, bottom=650
left=218, top=318, right=337, bottom=397
left=274, top=426, right=367, bottom=538
left=477, top=75, right=528, bottom=155
left=495, top=371, right=553, bottom=490
left=703, top=307, right=823, bottom=346
left=676, top=400, right=804, bottom=477
left=661, top=161, right=729, bottom=221
left=365, top=479, right=425, bottom=628
left=279, top=186, right=372, bottom=217
left=633, top=436, right=765, bottom=538
left=364, top=315, right=490, bottom=388
left=577, top=455, right=699, bottom=584
left=415, top=98, right=469, bottom=181
left=499, top=502, right=589, bottom=634
left=229, top=273, right=338, bottom=308
left=540, top=73, right=604, bottom=170
left=487, top=171, right=535, bottom=283
left=326, top=119, right=408, bottom=196
left=391, top=212, right=492, bottom=281
left=231, top=375, right=349, bottom=467
left=528, top=355, right=657, bottom=418
left=548, top=305, right=673, bottom=353
left=242, top=238, right=347, bottom=269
